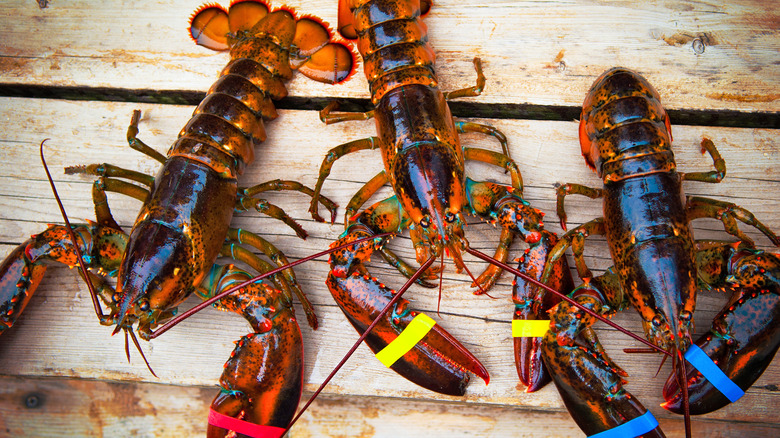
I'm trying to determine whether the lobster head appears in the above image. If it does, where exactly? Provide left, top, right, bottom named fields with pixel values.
left=391, top=140, right=469, bottom=270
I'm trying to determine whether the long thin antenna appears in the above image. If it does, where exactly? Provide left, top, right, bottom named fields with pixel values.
left=465, top=246, right=670, bottom=356
left=148, top=232, right=392, bottom=339
left=39, top=140, right=104, bottom=319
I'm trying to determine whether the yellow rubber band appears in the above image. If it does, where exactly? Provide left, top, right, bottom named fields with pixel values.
left=512, top=319, right=550, bottom=337
left=375, top=313, right=436, bottom=367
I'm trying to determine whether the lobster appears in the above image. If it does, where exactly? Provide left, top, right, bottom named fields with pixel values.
left=304, top=0, right=575, bottom=397
left=1, top=1, right=355, bottom=436
left=538, top=67, right=780, bottom=437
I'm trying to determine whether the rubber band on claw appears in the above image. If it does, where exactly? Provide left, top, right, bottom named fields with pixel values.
left=375, top=313, right=436, bottom=367
left=588, top=411, right=659, bottom=438
left=511, top=319, right=550, bottom=337
left=684, top=344, right=745, bottom=402
left=208, top=408, right=286, bottom=438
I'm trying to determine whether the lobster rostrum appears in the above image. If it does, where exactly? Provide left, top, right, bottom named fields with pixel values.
left=539, top=67, right=780, bottom=437
left=306, top=0, right=574, bottom=397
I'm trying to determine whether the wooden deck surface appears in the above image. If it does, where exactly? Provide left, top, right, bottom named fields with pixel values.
left=0, top=1, right=778, bottom=437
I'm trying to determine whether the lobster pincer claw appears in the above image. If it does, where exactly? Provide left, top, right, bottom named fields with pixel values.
left=202, top=269, right=304, bottom=437
left=662, top=249, right=780, bottom=415
left=513, top=230, right=573, bottom=392
left=326, top=271, right=489, bottom=396
left=541, top=290, right=666, bottom=437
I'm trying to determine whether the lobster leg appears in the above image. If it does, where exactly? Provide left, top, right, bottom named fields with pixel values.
left=463, top=147, right=523, bottom=193
left=241, top=179, right=339, bottom=225
left=663, top=242, right=780, bottom=414
left=679, top=138, right=725, bottom=184
left=555, top=182, right=604, bottom=230
left=308, top=137, right=379, bottom=222
left=327, top=197, right=489, bottom=395
left=126, top=109, right=168, bottom=164
left=456, top=121, right=510, bottom=158
left=685, top=196, right=780, bottom=247
left=319, top=101, right=375, bottom=124
left=443, top=58, right=485, bottom=100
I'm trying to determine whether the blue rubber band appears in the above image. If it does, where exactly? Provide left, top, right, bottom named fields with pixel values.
left=684, top=344, right=745, bottom=403
left=588, top=411, right=658, bottom=438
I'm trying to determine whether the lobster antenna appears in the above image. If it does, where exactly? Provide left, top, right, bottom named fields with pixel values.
left=127, top=327, right=158, bottom=378
left=464, top=246, right=672, bottom=356
left=148, top=232, right=393, bottom=339
left=40, top=140, right=157, bottom=376
left=39, top=139, right=105, bottom=319
left=437, top=251, right=444, bottom=315
left=677, top=348, right=691, bottom=438
left=285, top=254, right=438, bottom=431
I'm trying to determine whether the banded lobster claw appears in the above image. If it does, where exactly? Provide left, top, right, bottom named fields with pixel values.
left=662, top=242, right=780, bottom=415
left=540, top=278, right=666, bottom=437
left=512, top=231, right=573, bottom=392
left=327, top=227, right=489, bottom=396
left=200, top=264, right=304, bottom=438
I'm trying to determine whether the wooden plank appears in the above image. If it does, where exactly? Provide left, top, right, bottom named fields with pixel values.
left=5, top=375, right=779, bottom=438
left=0, top=97, right=778, bottom=437
left=0, top=377, right=777, bottom=438
left=0, top=0, right=777, bottom=112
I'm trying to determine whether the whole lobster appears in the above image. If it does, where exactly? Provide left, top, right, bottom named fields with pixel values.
left=306, top=0, right=573, bottom=397
left=0, top=1, right=355, bottom=435
left=539, top=67, right=780, bottom=437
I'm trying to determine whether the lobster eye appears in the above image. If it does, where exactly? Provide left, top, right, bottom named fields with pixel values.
left=139, top=299, right=150, bottom=312
left=419, top=216, right=431, bottom=228
left=111, top=293, right=121, bottom=303
left=651, top=315, right=663, bottom=327
left=445, top=212, right=456, bottom=223
left=679, top=310, right=692, bottom=323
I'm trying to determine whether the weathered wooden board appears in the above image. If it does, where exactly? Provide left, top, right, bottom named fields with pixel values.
left=0, top=0, right=777, bottom=112
left=0, top=97, right=777, bottom=437
left=3, top=375, right=780, bottom=438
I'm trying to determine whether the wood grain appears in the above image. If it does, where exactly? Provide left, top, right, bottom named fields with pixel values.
left=0, top=0, right=777, bottom=112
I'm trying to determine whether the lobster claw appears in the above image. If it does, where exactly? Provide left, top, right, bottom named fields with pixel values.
left=662, top=251, right=780, bottom=414
left=541, top=291, right=665, bottom=437
left=0, top=240, right=46, bottom=332
left=327, top=272, right=489, bottom=396
left=513, top=231, right=572, bottom=392
left=205, top=273, right=303, bottom=437
left=209, top=322, right=302, bottom=437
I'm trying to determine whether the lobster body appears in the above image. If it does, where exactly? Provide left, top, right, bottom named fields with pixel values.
left=311, top=0, right=571, bottom=397
left=2, top=2, right=355, bottom=436
left=581, top=69, right=696, bottom=354
left=541, top=67, right=780, bottom=436
left=116, top=7, right=297, bottom=335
